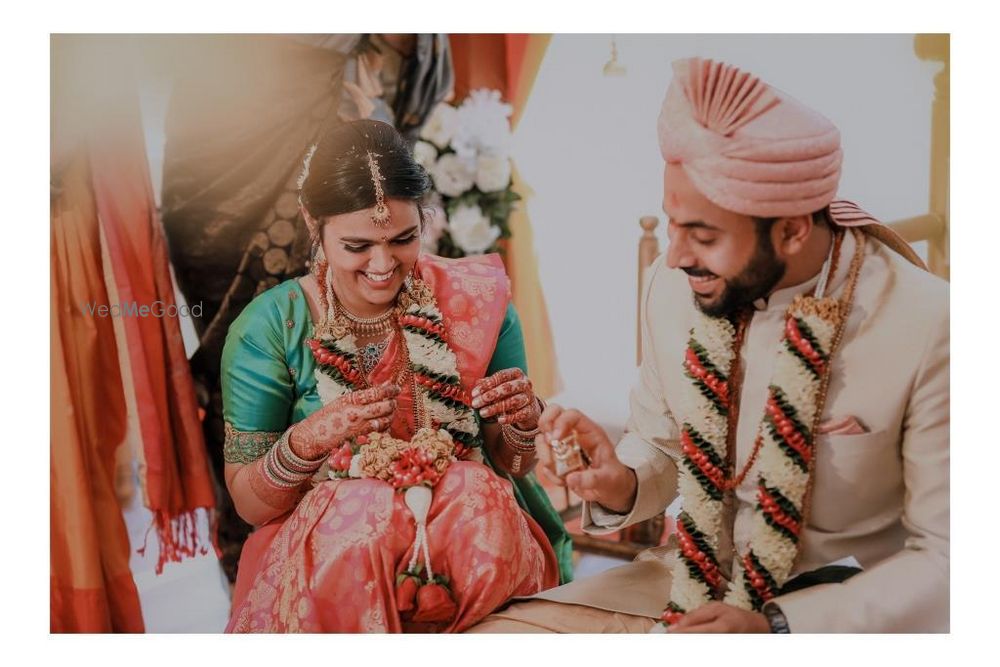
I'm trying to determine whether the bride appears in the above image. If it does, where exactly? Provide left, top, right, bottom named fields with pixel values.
left=221, top=119, right=571, bottom=632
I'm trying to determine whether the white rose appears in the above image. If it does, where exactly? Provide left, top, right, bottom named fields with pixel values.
left=475, top=154, right=512, bottom=193
left=448, top=203, right=500, bottom=255
left=431, top=153, right=475, bottom=198
left=419, top=103, right=459, bottom=149
left=413, top=140, right=438, bottom=171
left=450, top=89, right=513, bottom=159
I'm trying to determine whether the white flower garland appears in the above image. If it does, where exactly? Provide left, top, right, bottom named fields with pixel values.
left=399, top=303, right=480, bottom=449
left=723, top=302, right=838, bottom=608
left=655, top=230, right=864, bottom=631
left=659, top=302, right=839, bottom=626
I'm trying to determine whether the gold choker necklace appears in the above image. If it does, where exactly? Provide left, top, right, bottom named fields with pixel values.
left=333, top=297, right=396, bottom=337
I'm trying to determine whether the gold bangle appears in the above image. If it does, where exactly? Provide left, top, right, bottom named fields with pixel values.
left=262, top=431, right=317, bottom=488
left=505, top=397, right=544, bottom=438
left=500, top=426, right=536, bottom=475
left=276, top=429, right=325, bottom=472
left=500, top=423, right=536, bottom=452
left=262, top=451, right=307, bottom=488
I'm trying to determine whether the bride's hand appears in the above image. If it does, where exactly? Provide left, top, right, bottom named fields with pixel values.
left=471, top=368, right=541, bottom=431
left=288, top=384, right=401, bottom=460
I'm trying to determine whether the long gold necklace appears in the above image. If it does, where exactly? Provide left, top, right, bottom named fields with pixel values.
left=340, top=300, right=430, bottom=432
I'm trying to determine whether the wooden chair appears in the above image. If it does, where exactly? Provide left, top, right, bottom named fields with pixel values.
left=891, top=34, right=949, bottom=280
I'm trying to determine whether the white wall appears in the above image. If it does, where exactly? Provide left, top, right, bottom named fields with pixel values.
left=514, top=34, right=940, bottom=422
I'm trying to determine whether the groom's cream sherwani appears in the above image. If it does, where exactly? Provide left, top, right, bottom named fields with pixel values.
left=477, top=230, right=949, bottom=633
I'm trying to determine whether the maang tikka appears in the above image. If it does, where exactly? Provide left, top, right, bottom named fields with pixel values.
left=366, top=151, right=391, bottom=228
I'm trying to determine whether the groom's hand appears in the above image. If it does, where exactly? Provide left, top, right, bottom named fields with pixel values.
left=536, top=404, right=637, bottom=514
left=667, top=602, right=770, bottom=633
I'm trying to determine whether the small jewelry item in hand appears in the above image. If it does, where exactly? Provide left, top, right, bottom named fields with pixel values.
left=550, top=430, right=589, bottom=478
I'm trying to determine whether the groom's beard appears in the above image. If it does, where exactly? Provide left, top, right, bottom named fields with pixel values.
left=687, top=238, right=786, bottom=318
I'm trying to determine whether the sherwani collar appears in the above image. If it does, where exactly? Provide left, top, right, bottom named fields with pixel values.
left=752, top=229, right=857, bottom=313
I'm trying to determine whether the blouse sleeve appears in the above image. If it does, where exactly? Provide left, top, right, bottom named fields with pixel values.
left=486, top=303, right=528, bottom=376
left=220, top=292, right=294, bottom=464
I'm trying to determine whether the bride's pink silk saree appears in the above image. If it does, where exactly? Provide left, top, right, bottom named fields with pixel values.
left=227, top=255, right=559, bottom=632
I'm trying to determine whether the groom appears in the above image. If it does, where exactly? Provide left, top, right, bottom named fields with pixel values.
left=469, top=57, right=949, bottom=633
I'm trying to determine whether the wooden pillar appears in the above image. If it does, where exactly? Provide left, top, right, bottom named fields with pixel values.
left=637, top=216, right=660, bottom=365
left=914, top=34, right=950, bottom=281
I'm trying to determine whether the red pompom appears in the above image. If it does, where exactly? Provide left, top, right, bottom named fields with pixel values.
left=396, top=576, right=419, bottom=613
left=411, top=583, right=457, bottom=624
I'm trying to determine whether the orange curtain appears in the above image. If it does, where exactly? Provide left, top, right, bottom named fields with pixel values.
left=51, top=154, right=145, bottom=632
left=450, top=34, right=508, bottom=102
left=448, top=34, right=562, bottom=397
left=88, top=86, right=217, bottom=575
left=51, top=35, right=219, bottom=631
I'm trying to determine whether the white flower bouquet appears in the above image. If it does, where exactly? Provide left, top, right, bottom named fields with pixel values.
left=417, top=89, right=520, bottom=257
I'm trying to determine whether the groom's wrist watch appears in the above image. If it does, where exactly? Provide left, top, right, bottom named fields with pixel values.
left=762, top=603, right=791, bottom=633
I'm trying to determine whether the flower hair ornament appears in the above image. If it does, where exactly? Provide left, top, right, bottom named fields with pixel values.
left=297, top=143, right=318, bottom=191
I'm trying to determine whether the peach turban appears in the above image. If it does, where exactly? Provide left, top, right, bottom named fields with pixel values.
left=658, top=57, right=843, bottom=219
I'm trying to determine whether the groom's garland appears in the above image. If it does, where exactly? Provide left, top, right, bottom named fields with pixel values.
left=654, top=229, right=865, bottom=630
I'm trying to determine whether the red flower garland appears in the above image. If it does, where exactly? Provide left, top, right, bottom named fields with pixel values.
left=675, top=519, right=722, bottom=589
left=784, top=317, right=826, bottom=376
left=414, top=374, right=470, bottom=404
left=741, top=553, right=775, bottom=603
left=400, top=313, right=447, bottom=339
left=764, top=393, right=812, bottom=465
left=756, top=485, right=802, bottom=537
left=680, top=429, right=727, bottom=491
left=684, top=348, right=730, bottom=407
left=306, top=338, right=365, bottom=387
